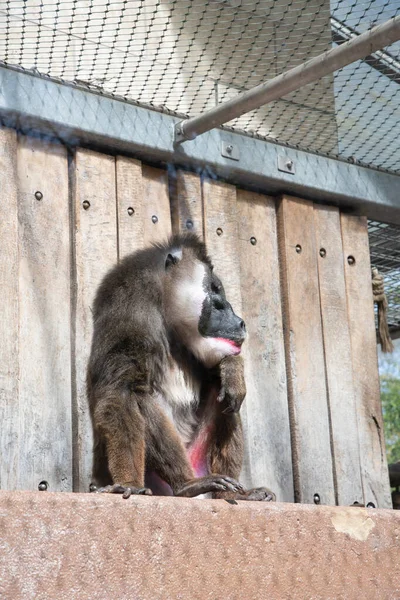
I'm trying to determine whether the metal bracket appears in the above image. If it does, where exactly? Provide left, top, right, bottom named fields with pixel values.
left=278, top=155, right=295, bottom=174
left=174, top=122, right=186, bottom=144
left=221, top=142, right=240, bottom=161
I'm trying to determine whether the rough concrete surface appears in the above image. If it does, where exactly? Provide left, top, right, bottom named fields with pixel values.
left=0, top=491, right=399, bottom=599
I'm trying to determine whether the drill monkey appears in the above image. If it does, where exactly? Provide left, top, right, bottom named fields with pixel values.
left=88, top=233, right=275, bottom=501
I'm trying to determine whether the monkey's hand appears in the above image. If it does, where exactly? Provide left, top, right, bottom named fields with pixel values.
left=91, top=483, right=153, bottom=499
left=217, top=355, right=246, bottom=414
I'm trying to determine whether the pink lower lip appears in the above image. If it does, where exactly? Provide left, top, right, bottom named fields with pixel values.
left=215, top=338, right=242, bottom=352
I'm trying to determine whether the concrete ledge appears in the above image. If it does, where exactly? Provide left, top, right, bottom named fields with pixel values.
left=0, top=491, right=399, bottom=599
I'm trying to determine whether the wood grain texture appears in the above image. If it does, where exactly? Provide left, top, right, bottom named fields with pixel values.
left=236, top=190, right=294, bottom=502
left=314, top=205, right=363, bottom=505
left=72, top=149, right=118, bottom=492
left=16, top=136, right=72, bottom=492
left=277, top=196, right=335, bottom=505
left=0, top=128, right=19, bottom=490
left=141, top=165, right=171, bottom=245
left=340, top=214, right=391, bottom=508
left=202, top=178, right=242, bottom=313
left=202, top=179, right=253, bottom=486
left=116, top=156, right=144, bottom=260
left=170, top=170, right=203, bottom=239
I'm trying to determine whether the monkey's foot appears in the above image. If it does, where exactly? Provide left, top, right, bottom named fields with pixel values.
left=236, top=487, right=276, bottom=502
left=92, top=483, right=153, bottom=499
left=175, top=475, right=245, bottom=498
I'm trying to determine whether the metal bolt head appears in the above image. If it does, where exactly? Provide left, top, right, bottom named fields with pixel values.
left=127, top=207, right=134, bottom=216
left=151, top=215, right=158, bottom=224
left=226, top=145, right=233, bottom=154
left=186, top=219, right=194, bottom=230
left=319, top=248, right=326, bottom=258
left=286, top=160, right=293, bottom=170
left=366, top=502, right=376, bottom=508
left=82, top=200, right=90, bottom=210
left=313, top=493, right=321, bottom=505
left=89, top=483, right=97, bottom=493
left=250, top=236, right=257, bottom=246
left=216, top=227, right=223, bottom=236
left=35, top=191, right=43, bottom=201
left=38, top=480, right=48, bottom=491
left=347, top=255, right=355, bottom=266
left=295, top=244, right=302, bottom=254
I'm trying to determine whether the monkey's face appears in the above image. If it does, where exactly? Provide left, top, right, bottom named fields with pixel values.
left=165, top=249, right=246, bottom=367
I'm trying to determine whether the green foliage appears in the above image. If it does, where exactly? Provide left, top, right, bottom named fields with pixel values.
left=381, top=376, right=400, bottom=464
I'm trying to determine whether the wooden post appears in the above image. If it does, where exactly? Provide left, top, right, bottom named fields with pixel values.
left=16, top=136, right=72, bottom=492
left=71, top=149, right=118, bottom=492
left=341, top=214, right=392, bottom=508
left=236, top=190, right=294, bottom=501
left=314, top=205, right=363, bottom=505
left=0, top=128, right=19, bottom=490
left=277, top=195, right=335, bottom=505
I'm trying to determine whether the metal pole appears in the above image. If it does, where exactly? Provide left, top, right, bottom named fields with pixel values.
left=175, top=15, right=400, bottom=143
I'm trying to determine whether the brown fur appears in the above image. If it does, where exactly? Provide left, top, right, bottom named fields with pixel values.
left=87, top=234, right=275, bottom=501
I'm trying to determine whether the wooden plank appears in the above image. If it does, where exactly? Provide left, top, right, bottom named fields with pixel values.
left=72, top=149, right=118, bottom=492
left=141, top=165, right=171, bottom=245
left=16, top=135, right=72, bottom=492
left=202, top=179, right=254, bottom=486
left=170, top=170, right=203, bottom=239
left=236, top=190, right=294, bottom=502
left=202, top=178, right=242, bottom=312
left=277, top=195, right=335, bottom=505
left=0, top=128, right=19, bottom=490
left=314, top=205, right=363, bottom=505
left=116, top=156, right=144, bottom=260
left=340, top=214, right=392, bottom=508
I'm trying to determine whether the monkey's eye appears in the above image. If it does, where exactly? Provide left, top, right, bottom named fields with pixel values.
left=213, top=296, right=225, bottom=310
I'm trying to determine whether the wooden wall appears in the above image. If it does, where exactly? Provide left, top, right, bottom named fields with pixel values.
left=0, top=128, right=391, bottom=507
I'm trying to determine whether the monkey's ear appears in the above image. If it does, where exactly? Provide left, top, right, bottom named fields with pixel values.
left=165, top=248, right=182, bottom=270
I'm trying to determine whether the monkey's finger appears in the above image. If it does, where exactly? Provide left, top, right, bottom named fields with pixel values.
left=221, top=476, right=246, bottom=492
left=217, top=386, right=226, bottom=403
left=122, top=488, right=132, bottom=499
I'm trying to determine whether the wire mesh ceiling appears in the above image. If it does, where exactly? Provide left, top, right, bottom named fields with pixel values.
left=368, top=220, right=400, bottom=334
left=0, top=0, right=399, bottom=174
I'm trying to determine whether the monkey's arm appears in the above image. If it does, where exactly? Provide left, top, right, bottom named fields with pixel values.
left=217, top=355, right=246, bottom=414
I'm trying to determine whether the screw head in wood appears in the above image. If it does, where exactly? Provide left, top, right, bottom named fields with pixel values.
left=38, top=480, right=48, bottom=491
left=366, top=502, right=376, bottom=508
left=295, top=244, right=302, bottom=254
left=216, top=227, right=223, bottom=236
left=186, top=219, right=194, bottom=230
left=127, top=207, right=135, bottom=216
left=89, top=483, right=97, bottom=493
left=347, top=255, right=356, bottom=266
left=319, top=248, right=326, bottom=258
left=313, top=493, right=321, bottom=505
left=35, top=191, right=43, bottom=201
left=152, top=215, right=158, bottom=224
left=82, top=200, right=90, bottom=210
left=250, top=237, right=257, bottom=245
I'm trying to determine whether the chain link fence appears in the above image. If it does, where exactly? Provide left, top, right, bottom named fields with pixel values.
left=0, top=0, right=399, bottom=331
left=0, top=0, right=399, bottom=173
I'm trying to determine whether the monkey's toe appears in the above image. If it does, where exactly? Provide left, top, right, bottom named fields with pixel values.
left=94, top=484, right=153, bottom=498
left=238, top=487, right=276, bottom=502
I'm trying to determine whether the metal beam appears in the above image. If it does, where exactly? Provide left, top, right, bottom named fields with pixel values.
left=175, top=15, right=400, bottom=142
left=0, top=64, right=399, bottom=224
left=331, top=17, right=400, bottom=84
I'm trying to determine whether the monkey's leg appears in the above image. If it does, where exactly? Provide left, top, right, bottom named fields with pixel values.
left=209, top=412, right=276, bottom=502
left=143, top=402, right=245, bottom=498
left=92, top=391, right=152, bottom=498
